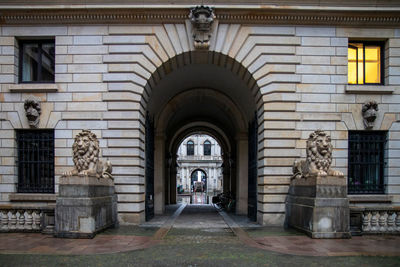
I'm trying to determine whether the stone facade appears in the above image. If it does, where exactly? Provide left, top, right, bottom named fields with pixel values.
left=176, top=134, right=223, bottom=193
left=0, top=1, right=399, bottom=227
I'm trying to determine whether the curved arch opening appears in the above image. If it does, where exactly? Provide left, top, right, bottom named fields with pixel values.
left=190, top=169, right=207, bottom=192
left=144, top=51, right=259, bottom=221
left=176, top=132, right=224, bottom=205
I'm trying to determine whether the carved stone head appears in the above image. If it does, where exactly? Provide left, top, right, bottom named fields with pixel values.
left=362, top=101, right=378, bottom=129
left=189, top=5, right=215, bottom=49
left=72, top=130, right=99, bottom=173
left=24, top=98, right=41, bottom=128
left=62, top=129, right=112, bottom=179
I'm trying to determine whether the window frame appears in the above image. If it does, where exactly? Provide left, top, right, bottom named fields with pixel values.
left=16, top=129, right=55, bottom=193
left=348, top=41, right=385, bottom=85
left=187, top=140, right=194, bottom=156
left=203, top=140, right=211, bottom=156
left=18, top=39, right=55, bottom=84
left=347, top=130, right=387, bottom=195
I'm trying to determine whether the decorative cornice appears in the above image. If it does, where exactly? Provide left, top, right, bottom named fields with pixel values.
left=0, top=8, right=400, bottom=26
left=0, top=9, right=189, bottom=24
left=216, top=10, right=400, bottom=26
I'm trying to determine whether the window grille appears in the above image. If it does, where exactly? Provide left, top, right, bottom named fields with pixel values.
left=16, top=130, right=55, bottom=193
left=187, top=140, right=194, bottom=156
left=204, top=140, right=211, bottom=156
left=348, top=131, right=386, bottom=194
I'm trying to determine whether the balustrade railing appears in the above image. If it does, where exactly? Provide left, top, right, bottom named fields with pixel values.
left=0, top=207, right=53, bottom=233
left=362, top=210, right=400, bottom=233
left=351, top=207, right=400, bottom=234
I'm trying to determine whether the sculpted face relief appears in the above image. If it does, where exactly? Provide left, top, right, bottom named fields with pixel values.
left=315, top=134, right=330, bottom=156
left=77, top=136, right=90, bottom=156
left=362, top=101, right=378, bottom=129
left=24, top=98, right=41, bottom=128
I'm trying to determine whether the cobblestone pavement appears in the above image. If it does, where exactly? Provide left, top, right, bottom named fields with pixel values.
left=1, top=204, right=400, bottom=267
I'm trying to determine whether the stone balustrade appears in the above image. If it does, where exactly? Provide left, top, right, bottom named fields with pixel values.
left=0, top=207, right=52, bottom=232
left=361, top=209, right=400, bottom=233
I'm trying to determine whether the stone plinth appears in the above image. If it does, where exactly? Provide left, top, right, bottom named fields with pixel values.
left=286, top=175, right=350, bottom=238
left=55, top=176, right=117, bottom=238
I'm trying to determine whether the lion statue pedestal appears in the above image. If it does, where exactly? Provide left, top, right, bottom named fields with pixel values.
left=55, top=130, right=117, bottom=238
left=286, top=130, right=350, bottom=239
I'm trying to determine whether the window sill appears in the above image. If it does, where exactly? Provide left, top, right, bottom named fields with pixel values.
left=348, top=194, right=391, bottom=204
left=7, top=83, right=58, bottom=93
left=345, top=85, right=395, bottom=94
left=9, top=193, right=56, bottom=202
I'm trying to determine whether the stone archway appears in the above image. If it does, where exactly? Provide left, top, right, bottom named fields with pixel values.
left=190, top=169, right=207, bottom=193
left=104, top=24, right=301, bottom=225
left=168, top=124, right=232, bottom=208
left=143, top=51, right=259, bottom=219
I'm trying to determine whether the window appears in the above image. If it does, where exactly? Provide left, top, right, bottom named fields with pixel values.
left=348, top=131, right=387, bottom=194
left=16, top=130, right=55, bottom=193
left=19, top=39, right=55, bottom=83
left=348, top=41, right=384, bottom=85
left=187, top=140, right=194, bottom=156
left=204, top=140, right=211, bottom=156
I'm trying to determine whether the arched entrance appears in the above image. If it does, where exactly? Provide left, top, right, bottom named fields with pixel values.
left=190, top=169, right=207, bottom=192
left=145, top=51, right=259, bottom=221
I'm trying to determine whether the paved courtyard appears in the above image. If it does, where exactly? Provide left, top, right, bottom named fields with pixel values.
left=1, top=204, right=400, bottom=266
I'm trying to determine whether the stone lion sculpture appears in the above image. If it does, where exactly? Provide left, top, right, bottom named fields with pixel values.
left=62, top=130, right=112, bottom=179
left=292, top=130, right=343, bottom=179
left=362, top=101, right=378, bottom=129
left=24, top=98, right=41, bottom=128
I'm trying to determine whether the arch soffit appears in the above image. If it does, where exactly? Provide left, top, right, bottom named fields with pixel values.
left=157, top=88, right=248, bottom=134
left=142, top=48, right=262, bottom=118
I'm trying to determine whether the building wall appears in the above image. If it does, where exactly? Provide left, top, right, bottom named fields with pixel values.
left=176, top=134, right=223, bottom=192
left=0, top=18, right=399, bottom=225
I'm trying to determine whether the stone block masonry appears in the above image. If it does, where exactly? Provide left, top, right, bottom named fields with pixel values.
left=0, top=11, right=399, bottom=227
left=55, top=176, right=117, bottom=238
left=286, top=175, right=351, bottom=238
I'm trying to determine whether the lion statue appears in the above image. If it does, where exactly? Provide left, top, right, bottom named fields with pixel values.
left=24, top=98, right=41, bottom=128
left=292, top=130, right=343, bottom=179
left=62, top=129, right=112, bottom=179
left=362, top=101, right=378, bottom=129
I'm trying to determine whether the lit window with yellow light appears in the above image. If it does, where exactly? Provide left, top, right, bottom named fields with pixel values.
left=348, top=42, right=383, bottom=85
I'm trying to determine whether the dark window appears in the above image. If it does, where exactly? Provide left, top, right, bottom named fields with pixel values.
left=187, top=140, right=194, bottom=156
left=204, top=140, right=211, bottom=156
left=19, top=39, right=55, bottom=83
left=348, top=131, right=386, bottom=194
left=348, top=41, right=384, bottom=85
left=16, top=130, right=54, bottom=193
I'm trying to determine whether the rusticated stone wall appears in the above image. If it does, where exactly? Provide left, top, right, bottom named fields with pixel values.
left=0, top=23, right=399, bottom=225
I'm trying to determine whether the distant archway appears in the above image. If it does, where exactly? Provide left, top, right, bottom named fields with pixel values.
left=190, top=169, right=207, bottom=192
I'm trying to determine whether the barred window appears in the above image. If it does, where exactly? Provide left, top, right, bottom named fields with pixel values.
left=204, top=140, right=211, bottom=156
left=16, top=130, right=55, bottom=193
left=348, top=131, right=387, bottom=194
left=187, top=140, right=194, bottom=156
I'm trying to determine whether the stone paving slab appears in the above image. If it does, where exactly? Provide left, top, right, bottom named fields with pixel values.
left=0, top=204, right=400, bottom=258
left=253, top=235, right=400, bottom=257
left=0, top=233, right=156, bottom=255
left=173, top=204, right=228, bottom=228
left=218, top=206, right=400, bottom=257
